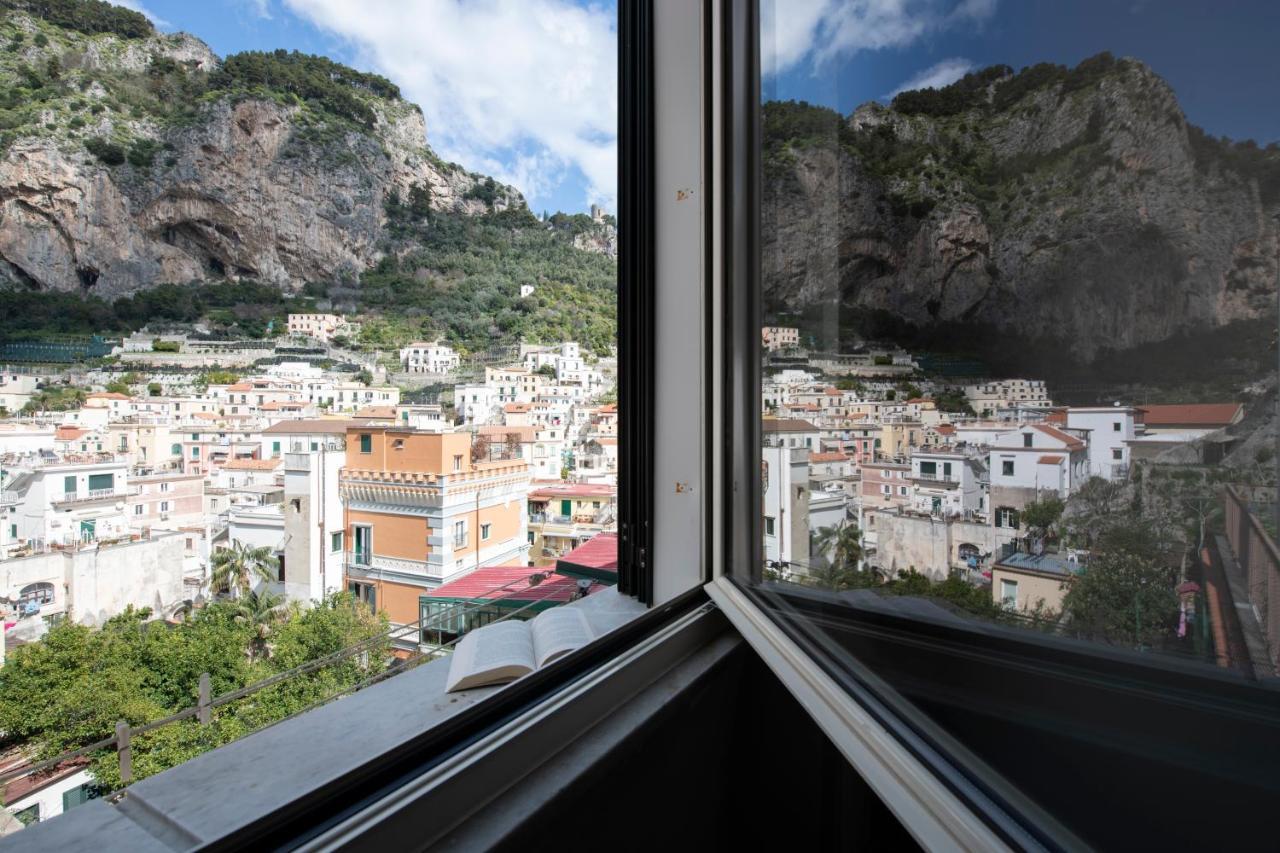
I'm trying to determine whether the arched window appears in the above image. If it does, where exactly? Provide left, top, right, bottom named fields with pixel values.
left=19, top=582, right=55, bottom=607
left=958, top=543, right=981, bottom=562
left=171, top=443, right=182, bottom=456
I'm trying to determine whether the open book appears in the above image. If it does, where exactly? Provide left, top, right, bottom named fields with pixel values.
left=445, top=607, right=596, bottom=693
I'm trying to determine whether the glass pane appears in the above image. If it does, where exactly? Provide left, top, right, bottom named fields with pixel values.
left=757, top=0, right=1280, bottom=843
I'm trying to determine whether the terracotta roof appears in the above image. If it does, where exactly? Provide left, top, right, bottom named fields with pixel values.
left=529, top=482, right=617, bottom=499
left=1046, top=408, right=1068, bottom=424
left=504, top=403, right=532, bottom=413
left=1031, top=424, right=1086, bottom=451
left=905, top=397, right=931, bottom=404
left=225, top=383, right=253, bottom=392
left=1037, top=455, right=1064, bottom=464
left=223, top=458, right=281, bottom=471
left=426, top=566, right=604, bottom=603
left=261, top=401, right=306, bottom=411
left=761, top=418, right=819, bottom=432
left=809, top=451, right=849, bottom=463
left=823, top=386, right=841, bottom=395
left=478, top=425, right=536, bottom=442
left=353, top=406, right=397, bottom=419
left=596, top=437, right=618, bottom=446
left=934, top=424, right=956, bottom=435
left=1137, top=403, right=1243, bottom=427
left=598, top=404, right=617, bottom=414
left=557, top=532, right=618, bottom=574
left=262, top=419, right=359, bottom=435
left=87, top=392, right=131, bottom=400
left=54, top=426, right=88, bottom=441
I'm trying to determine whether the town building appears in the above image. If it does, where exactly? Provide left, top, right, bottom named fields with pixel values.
left=339, top=427, right=531, bottom=625
left=400, top=342, right=460, bottom=375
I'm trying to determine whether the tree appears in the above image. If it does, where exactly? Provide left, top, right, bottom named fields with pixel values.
left=104, top=379, right=131, bottom=395
left=147, top=382, right=162, bottom=396
left=1064, top=476, right=1124, bottom=547
left=211, top=543, right=279, bottom=599
left=1061, top=544, right=1178, bottom=649
left=1021, top=495, right=1065, bottom=541
left=355, top=369, right=373, bottom=386
left=808, top=521, right=868, bottom=590
left=471, top=433, right=491, bottom=463
left=234, top=589, right=284, bottom=663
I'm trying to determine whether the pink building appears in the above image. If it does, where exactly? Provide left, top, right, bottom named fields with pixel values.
left=128, top=473, right=205, bottom=529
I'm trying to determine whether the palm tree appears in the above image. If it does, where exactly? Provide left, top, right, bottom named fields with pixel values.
left=211, top=542, right=278, bottom=599
left=809, top=520, right=868, bottom=591
left=234, top=588, right=283, bottom=663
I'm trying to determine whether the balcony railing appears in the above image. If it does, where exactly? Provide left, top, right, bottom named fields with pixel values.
left=54, top=488, right=120, bottom=506
left=345, top=553, right=433, bottom=578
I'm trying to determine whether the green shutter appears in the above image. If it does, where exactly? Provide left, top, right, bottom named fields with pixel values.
left=87, top=473, right=114, bottom=491
left=360, top=434, right=372, bottom=453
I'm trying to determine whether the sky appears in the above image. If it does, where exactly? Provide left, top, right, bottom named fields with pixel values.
left=763, top=0, right=1280, bottom=147
left=122, top=0, right=1279, bottom=216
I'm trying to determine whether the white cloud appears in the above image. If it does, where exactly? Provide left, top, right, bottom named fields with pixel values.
left=113, top=0, right=170, bottom=29
left=764, top=0, right=997, bottom=75
left=245, top=0, right=273, bottom=20
left=283, top=0, right=616, bottom=212
left=884, top=57, right=974, bottom=99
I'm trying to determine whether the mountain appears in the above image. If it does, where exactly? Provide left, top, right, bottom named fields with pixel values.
left=0, top=0, right=617, bottom=353
left=0, top=0, right=530, bottom=296
left=763, top=54, right=1280, bottom=371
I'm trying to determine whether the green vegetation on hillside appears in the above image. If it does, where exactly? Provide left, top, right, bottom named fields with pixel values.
left=0, top=281, right=320, bottom=341
left=359, top=206, right=616, bottom=355
left=209, top=49, right=401, bottom=129
left=0, top=0, right=151, bottom=39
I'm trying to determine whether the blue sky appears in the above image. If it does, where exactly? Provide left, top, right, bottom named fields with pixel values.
left=123, top=1, right=1278, bottom=216
left=764, top=0, right=1280, bottom=146
left=127, top=0, right=617, bottom=216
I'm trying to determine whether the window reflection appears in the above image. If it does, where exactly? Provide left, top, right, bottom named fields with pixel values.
left=759, top=0, right=1279, bottom=671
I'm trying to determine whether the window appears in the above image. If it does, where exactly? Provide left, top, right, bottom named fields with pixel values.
left=453, top=520, right=467, bottom=547
left=160, top=482, right=170, bottom=493
left=63, top=475, right=76, bottom=494
left=1113, top=422, right=1122, bottom=432
left=359, top=434, right=372, bottom=454
left=481, top=523, right=492, bottom=541
left=1022, top=433, right=1033, bottom=448
left=331, top=532, right=343, bottom=553
left=995, top=507, right=1020, bottom=529
left=272, top=441, right=281, bottom=457
left=764, top=516, right=775, bottom=536
left=1112, top=448, right=1124, bottom=460
left=88, top=473, right=114, bottom=491
left=919, top=461, right=936, bottom=476
left=19, top=582, right=54, bottom=606
left=453, top=454, right=463, bottom=472
left=160, top=501, right=170, bottom=513
left=134, top=504, right=143, bottom=516
left=1000, top=579, right=1019, bottom=610
left=1002, top=459, right=1015, bottom=476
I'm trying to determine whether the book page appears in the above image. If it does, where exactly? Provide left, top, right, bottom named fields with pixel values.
left=531, top=607, right=596, bottom=669
left=445, top=620, right=536, bottom=693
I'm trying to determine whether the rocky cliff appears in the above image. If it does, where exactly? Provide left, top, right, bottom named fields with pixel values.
left=0, top=3, right=522, bottom=297
left=763, top=55, right=1280, bottom=363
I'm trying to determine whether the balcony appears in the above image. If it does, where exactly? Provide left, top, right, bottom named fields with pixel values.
left=52, top=488, right=122, bottom=507
left=344, top=553, right=435, bottom=580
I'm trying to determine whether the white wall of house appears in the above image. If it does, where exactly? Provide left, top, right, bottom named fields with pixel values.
left=1065, top=407, right=1136, bottom=481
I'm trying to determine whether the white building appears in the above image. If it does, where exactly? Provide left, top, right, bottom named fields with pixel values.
left=964, top=379, right=1052, bottom=416
left=1064, top=406, right=1138, bottom=481
left=400, top=341, right=460, bottom=375
left=280, top=446, right=346, bottom=603
left=987, top=424, right=1090, bottom=499
left=762, top=445, right=810, bottom=571
left=909, top=449, right=986, bottom=518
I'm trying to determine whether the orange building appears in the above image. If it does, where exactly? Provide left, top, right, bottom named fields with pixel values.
left=339, top=427, right=531, bottom=625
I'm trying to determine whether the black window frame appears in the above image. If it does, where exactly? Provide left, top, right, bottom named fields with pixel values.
left=718, top=0, right=1280, bottom=847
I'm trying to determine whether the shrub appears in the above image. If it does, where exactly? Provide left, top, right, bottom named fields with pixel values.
left=84, top=136, right=125, bottom=165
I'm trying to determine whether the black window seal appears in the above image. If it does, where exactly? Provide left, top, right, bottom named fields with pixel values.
left=618, top=0, right=655, bottom=605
